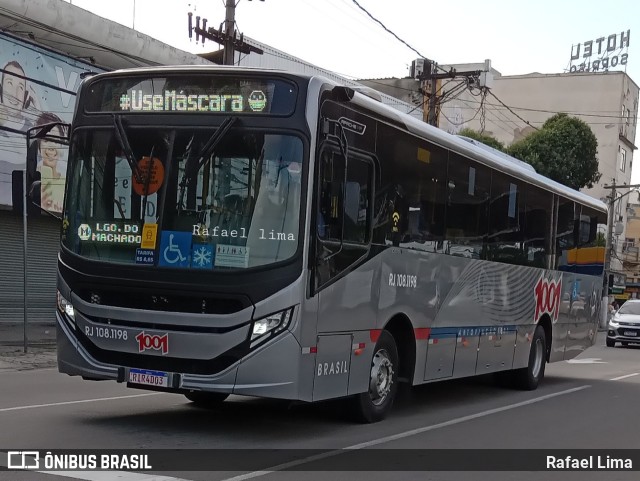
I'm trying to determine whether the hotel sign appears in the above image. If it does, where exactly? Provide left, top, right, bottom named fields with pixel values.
left=569, top=30, right=630, bottom=73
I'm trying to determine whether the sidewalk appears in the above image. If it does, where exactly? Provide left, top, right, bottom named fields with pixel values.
left=0, top=345, right=57, bottom=372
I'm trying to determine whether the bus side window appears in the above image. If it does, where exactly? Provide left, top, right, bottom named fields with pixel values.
left=318, top=151, right=345, bottom=241
left=318, top=151, right=372, bottom=244
left=315, top=147, right=373, bottom=287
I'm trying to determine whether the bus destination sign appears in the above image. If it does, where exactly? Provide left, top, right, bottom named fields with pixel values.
left=86, top=76, right=297, bottom=115
left=117, top=89, right=267, bottom=113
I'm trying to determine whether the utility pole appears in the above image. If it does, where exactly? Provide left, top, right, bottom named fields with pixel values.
left=411, top=59, right=483, bottom=127
left=222, top=0, right=236, bottom=66
left=604, top=183, right=617, bottom=289
left=188, top=1, right=264, bottom=65
left=426, top=60, right=438, bottom=126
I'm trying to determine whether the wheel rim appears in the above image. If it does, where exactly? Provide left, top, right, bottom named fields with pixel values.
left=369, top=348, right=394, bottom=406
left=532, top=338, right=544, bottom=378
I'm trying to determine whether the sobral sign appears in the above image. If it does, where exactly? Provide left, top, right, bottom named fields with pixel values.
left=569, top=30, right=630, bottom=73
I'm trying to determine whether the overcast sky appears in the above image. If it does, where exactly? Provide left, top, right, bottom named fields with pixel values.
left=67, top=0, right=640, bottom=179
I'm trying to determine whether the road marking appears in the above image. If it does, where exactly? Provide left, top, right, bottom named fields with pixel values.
left=610, top=373, right=639, bottom=381
left=566, top=358, right=606, bottom=364
left=221, top=385, right=591, bottom=481
left=0, top=393, right=159, bottom=413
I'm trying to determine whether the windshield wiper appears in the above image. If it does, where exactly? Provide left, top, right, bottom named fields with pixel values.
left=178, top=116, right=238, bottom=210
left=112, top=114, right=144, bottom=184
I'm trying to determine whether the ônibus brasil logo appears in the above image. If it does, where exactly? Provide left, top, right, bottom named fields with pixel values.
left=534, top=276, right=562, bottom=323
left=135, top=331, right=169, bottom=355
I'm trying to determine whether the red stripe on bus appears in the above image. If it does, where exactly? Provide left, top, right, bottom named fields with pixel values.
left=370, top=330, right=382, bottom=342
left=414, top=328, right=431, bottom=340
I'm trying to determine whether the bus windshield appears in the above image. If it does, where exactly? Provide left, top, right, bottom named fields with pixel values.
left=62, top=126, right=304, bottom=270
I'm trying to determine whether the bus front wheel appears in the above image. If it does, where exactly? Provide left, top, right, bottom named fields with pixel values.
left=351, top=330, right=399, bottom=423
left=513, top=324, right=547, bottom=390
left=185, top=391, right=229, bottom=407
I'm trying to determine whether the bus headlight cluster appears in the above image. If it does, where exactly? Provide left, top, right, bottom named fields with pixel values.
left=251, top=308, right=293, bottom=347
left=57, top=290, right=76, bottom=327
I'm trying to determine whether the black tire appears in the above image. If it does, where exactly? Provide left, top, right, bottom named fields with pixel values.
left=513, top=324, right=546, bottom=390
left=606, top=338, right=616, bottom=347
left=351, top=330, right=399, bottom=423
left=185, top=391, right=229, bottom=407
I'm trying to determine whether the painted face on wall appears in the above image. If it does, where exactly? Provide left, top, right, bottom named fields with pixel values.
left=40, top=126, right=62, bottom=170
left=1, top=64, right=26, bottom=110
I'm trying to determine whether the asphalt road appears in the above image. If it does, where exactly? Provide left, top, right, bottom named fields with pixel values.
left=1, top=335, right=639, bottom=481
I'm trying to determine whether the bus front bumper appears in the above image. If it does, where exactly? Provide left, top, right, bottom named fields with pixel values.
left=56, top=311, right=305, bottom=400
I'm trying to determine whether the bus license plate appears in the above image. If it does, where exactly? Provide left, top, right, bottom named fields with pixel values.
left=623, top=331, right=637, bottom=337
left=129, top=368, right=168, bottom=387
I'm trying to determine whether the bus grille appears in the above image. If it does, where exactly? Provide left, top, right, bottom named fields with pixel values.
left=76, top=287, right=248, bottom=314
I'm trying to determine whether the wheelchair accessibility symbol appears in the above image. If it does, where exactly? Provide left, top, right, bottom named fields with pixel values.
left=158, top=231, right=191, bottom=268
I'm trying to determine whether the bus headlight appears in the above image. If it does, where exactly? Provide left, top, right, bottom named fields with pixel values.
left=251, top=308, right=293, bottom=346
left=57, top=290, right=76, bottom=324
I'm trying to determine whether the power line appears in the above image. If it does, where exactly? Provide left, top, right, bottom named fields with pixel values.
left=487, top=90, right=539, bottom=131
left=350, top=0, right=449, bottom=74
left=451, top=94, right=635, bottom=121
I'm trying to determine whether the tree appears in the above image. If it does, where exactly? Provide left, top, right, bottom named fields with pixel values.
left=457, top=128, right=505, bottom=152
left=507, top=113, right=601, bottom=190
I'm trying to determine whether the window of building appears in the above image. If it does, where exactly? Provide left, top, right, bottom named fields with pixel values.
left=620, top=146, right=627, bottom=172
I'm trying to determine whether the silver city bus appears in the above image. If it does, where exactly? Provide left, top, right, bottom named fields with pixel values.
left=53, top=66, right=607, bottom=422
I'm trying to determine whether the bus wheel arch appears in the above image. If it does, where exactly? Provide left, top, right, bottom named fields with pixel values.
left=382, top=314, right=416, bottom=384
left=537, top=314, right=552, bottom=362
left=512, top=322, right=548, bottom=390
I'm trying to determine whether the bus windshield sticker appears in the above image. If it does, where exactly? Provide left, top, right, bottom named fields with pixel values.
left=141, top=224, right=158, bottom=249
left=214, top=244, right=249, bottom=269
left=191, top=244, right=214, bottom=269
left=132, top=157, right=165, bottom=196
left=135, top=248, right=156, bottom=265
left=158, top=231, right=192, bottom=268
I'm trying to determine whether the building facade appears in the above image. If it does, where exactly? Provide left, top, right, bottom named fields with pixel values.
left=622, top=201, right=640, bottom=300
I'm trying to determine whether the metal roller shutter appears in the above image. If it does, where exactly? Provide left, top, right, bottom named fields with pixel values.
left=0, top=210, right=60, bottom=343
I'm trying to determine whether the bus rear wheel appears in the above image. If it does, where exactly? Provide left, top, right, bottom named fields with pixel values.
left=513, top=324, right=546, bottom=390
left=185, top=391, right=229, bottom=407
left=351, top=330, right=399, bottom=423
